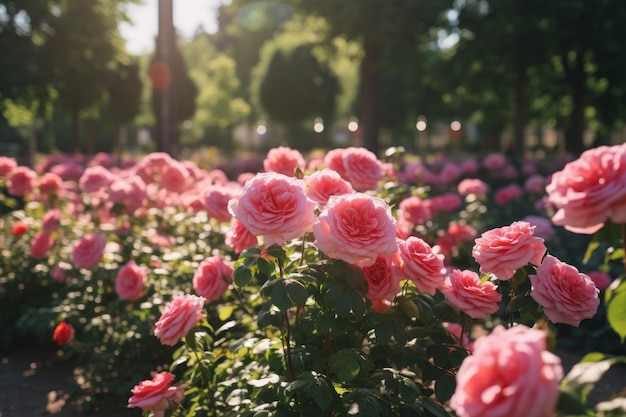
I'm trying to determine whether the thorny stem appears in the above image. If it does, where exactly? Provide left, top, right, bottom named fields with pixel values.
left=283, top=311, right=294, bottom=381
left=509, top=279, right=517, bottom=328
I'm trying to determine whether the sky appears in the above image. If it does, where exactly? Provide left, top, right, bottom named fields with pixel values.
left=119, top=0, right=223, bottom=55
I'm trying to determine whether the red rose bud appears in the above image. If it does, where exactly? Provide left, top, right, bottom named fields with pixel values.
left=53, top=322, right=75, bottom=346
left=11, top=222, right=28, bottom=237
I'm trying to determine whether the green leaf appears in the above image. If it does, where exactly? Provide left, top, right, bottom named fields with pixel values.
left=583, top=240, right=601, bottom=265
left=289, top=372, right=335, bottom=410
left=605, top=277, right=626, bottom=305
left=434, top=372, right=455, bottom=403
left=234, top=266, right=253, bottom=288
left=556, top=391, right=595, bottom=416
left=258, top=310, right=284, bottom=329
left=606, top=291, right=626, bottom=342
left=257, top=256, right=276, bottom=277
left=219, top=305, right=236, bottom=321
left=344, top=390, right=390, bottom=417
left=505, top=293, right=532, bottom=314
left=270, top=278, right=308, bottom=311
left=329, top=350, right=363, bottom=382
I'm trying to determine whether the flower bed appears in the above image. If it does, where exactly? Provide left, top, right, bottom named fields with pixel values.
left=1, top=145, right=625, bottom=417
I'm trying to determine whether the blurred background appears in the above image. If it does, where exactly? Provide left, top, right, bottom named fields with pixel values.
left=1, top=0, right=625, bottom=161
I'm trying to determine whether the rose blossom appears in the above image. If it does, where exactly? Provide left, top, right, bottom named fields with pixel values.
left=154, top=294, right=207, bottom=346
left=225, top=219, right=258, bottom=254
left=115, top=260, right=148, bottom=301
left=546, top=143, right=626, bottom=234
left=440, top=269, right=502, bottom=319
left=338, top=147, right=383, bottom=191
left=457, top=178, right=489, bottom=197
left=482, top=153, right=507, bottom=171
left=79, top=165, right=116, bottom=193
left=71, top=233, right=106, bottom=269
left=450, top=325, right=563, bottom=417
left=128, top=372, right=185, bottom=416
left=430, top=193, right=462, bottom=212
left=587, top=270, right=612, bottom=291
left=160, top=160, right=189, bottom=192
left=313, top=193, right=398, bottom=267
left=30, top=232, right=54, bottom=259
left=7, top=166, right=36, bottom=196
left=228, top=172, right=316, bottom=246
left=361, top=255, right=401, bottom=303
left=42, top=209, right=62, bottom=234
left=263, top=146, right=306, bottom=177
left=494, top=183, right=523, bottom=206
left=530, top=255, right=600, bottom=327
left=521, top=215, right=556, bottom=241
left=202, top=184, right=241, bottom=222
left=12, top=221, right=28, bottom=237
left=0, top=156, right=17, bottom=177
left=396, top=237, right=446, bottom=295
left=397, top=195, right=433, bottom=225
left=39, top=172, right=63, bottom=195
left=51, top=263, right=67, bottom=283
left=524, top=174, right=546, bottom=194
left=472, top=221, right=546, bottom=280
left=193, top=255, right=233, bottom=302
left=107, top=175, right=147, bottom=213
left=305, top=169, right=354, bottom=209
left=53, top=322, right=75, bottom=346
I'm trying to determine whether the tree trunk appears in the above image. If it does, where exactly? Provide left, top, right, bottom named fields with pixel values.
left=155, top=0, right=178, bottom=156
left=565, top=52, right=586, bottom=155
left=361, top=39, right=381, bottom=155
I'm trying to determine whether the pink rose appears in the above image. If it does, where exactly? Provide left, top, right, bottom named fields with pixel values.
left=225, top=219, right=258, bottom=254
left=457, top=178, right=489, bottom=197
left=51, top=263, right=67, bottom=283
left=71, top=233, right=106, bottom=269
left=522, top=215, right=556, bottom=241
left=7, top=166, right=36, bottom=196
left=160, top=160, right=189, bottom=192
left=450, top=325, right=563, bottom=417
left=202, top=184, right=241, bottom=222
left=128, top=372, right=185, bottom=415
left=482, top=153, right=507, bottom=170
left=587, top=270, right=612, bottom=291
left=397, top=196, right=433, bottom=225
left=443, top=322, right=474, bottom=352
left=396, top=237, right=446, bottom=295
left=305, top=169, right=354, bottom=209
left=361, top=255, right=401, bottom=302
left=115, top=260, right=147, bottom=301
left=440, top=269, right=501, bottom=319
left=472, top=221, right=546, bottom=280
left=524, top=174, right=546, bottom=194
left=79, top=166, right=116, bottom=193
left=193, top=255, right=233, bottom=301
left=530, top=255, right=600, bottom=327
left=39, top=172, right=63, bottom=195
left=430, top=193, right=462, bottom=212
left=339, top=147, right=383, bottom=191
left=494, top=183, right=524, bottom=206
left=460, top=157, right=478, bottom=175
left=30, top=232, right=54, bottom=259
left=313, top=193, right=398, bottom=267
left=0, top=156, right=17, bottom=177
left=154, top=294, right=207, bottom=346
left=439, top=162, right=462, bottom=184
left=263, top=146, right=306, bottom=177
left=42, top=209, right=62, bottom=234
left=228, top=172, right=316, bottom=246
left=546, top=144, right=626, bottom=234
left=323, top=148, right=348, bottom=179
left=107, top=175, right=147, bottom=213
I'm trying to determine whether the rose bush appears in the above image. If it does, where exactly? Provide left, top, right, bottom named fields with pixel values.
left=0, top=145, right=624, bottom=417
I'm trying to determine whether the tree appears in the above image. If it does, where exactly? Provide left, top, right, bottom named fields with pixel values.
left=249, top=16, right=340, bottom=147
left=286, top=0, right=452, bottom=155
left=107, top=60, right=142, bottom=157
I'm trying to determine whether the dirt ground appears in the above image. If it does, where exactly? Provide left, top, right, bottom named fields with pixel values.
left=0, top=345, right=625, bottom=417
